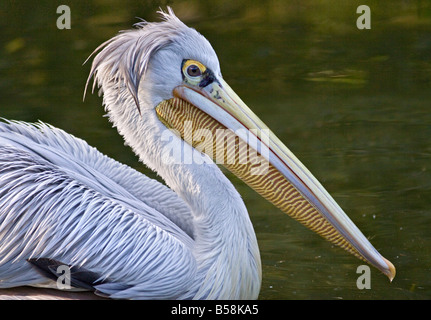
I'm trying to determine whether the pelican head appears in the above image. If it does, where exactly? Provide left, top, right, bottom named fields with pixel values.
left=86, top=7, right=395, bottom=293
left=86, top=9, right=220, bottom=115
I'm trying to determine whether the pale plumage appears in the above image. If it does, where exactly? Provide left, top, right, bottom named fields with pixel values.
left=0, top=121, right=197, bottom=298
left=0, top=8, right=261, bottom=299
left=0, top=8, right=394, bottom=300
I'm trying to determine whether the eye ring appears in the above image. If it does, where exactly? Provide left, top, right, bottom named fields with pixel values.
left=187, top=64, right=202, bottom=77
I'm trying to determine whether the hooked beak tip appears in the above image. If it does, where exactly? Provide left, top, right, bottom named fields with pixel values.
left=382, top=257, right=396, bottom=282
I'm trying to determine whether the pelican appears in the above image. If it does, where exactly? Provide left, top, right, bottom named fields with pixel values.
left=0, top=8, right=395, bottom=299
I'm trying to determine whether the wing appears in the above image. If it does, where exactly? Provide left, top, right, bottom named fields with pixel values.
left=0, top=121, right=197, bottom=299
left=0, top=120, right=195, bottom=237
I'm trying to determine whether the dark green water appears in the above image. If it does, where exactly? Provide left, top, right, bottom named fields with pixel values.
left=1, top=1, right=430, bottom=299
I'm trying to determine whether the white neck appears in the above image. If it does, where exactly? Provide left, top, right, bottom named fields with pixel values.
left=102, top=90, right=261, bottom=299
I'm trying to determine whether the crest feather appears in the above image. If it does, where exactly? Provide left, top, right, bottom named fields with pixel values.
left=84, top=7, right=188, bottom=113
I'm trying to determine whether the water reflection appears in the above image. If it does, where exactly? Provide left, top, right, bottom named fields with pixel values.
left=0, top=0, right=430, bottom=299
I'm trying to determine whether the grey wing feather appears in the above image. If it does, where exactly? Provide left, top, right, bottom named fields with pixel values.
left=0, top=120, right=195, bottom=238
left=0, top=121, right=197, bottom=298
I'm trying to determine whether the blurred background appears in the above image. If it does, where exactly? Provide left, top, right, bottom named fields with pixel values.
left=0, top=0, right=430, bottom=299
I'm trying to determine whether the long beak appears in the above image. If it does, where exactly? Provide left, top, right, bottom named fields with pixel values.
left=155, top=77, right=395, bottom=281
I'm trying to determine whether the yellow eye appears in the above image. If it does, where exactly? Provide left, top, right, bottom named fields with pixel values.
left=182, top=60, right=206, bottom=79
